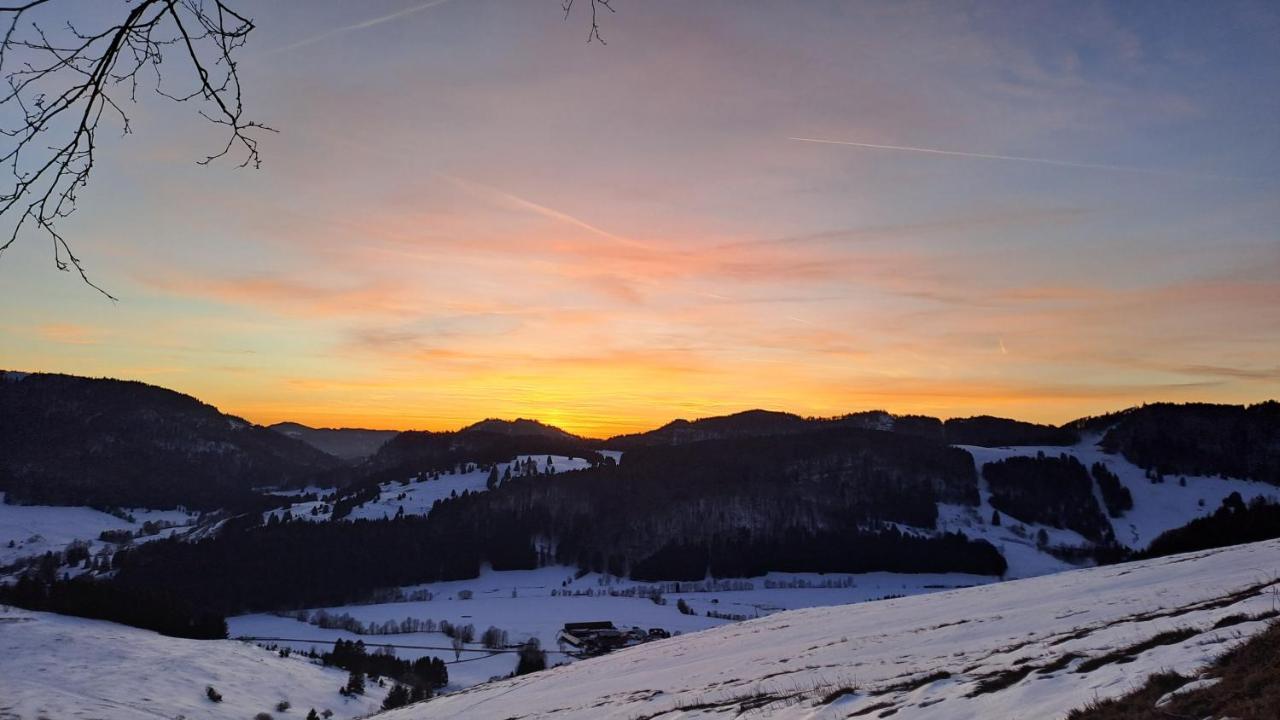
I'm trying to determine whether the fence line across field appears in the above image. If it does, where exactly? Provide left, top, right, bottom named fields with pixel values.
left=236, top=635, right=578, bottom=657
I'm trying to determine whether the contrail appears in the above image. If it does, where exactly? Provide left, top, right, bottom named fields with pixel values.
left=787, top=137, right=1233, bottom=180
left=440, top=174, right=655, bottom=251
left=268, top=0, right=456, bottom=54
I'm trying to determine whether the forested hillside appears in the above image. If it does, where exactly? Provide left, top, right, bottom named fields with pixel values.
left=607, top=408, right=1076, bottom=449
left=267, top=422, right=397, bottom=462
left=1092, top=402, right=1280, bottom=485
left=108, top=427, right=1005, bottom=615
left=0, top=373, right=338, bottom=510
left=358, top=422, right=601, bottom=483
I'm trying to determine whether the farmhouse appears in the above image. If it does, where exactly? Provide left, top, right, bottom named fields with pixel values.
left=556, top=621, right=627, bottom=655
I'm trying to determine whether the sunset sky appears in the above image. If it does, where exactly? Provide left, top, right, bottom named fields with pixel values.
left=1, top=1, right=1277, bottom=437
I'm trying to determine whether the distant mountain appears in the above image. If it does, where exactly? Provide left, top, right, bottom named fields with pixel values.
left=0, top=372, right=340, bottom=510
left=943, top=415, right=1079, bottom=447
left=268, top=422, right=397, bottom=462
left=459, top=417, right=584, bottom=441
left=360, top=421, right=599, bottom=482
left=605, top=409, right=891, bottom=448
left=605, top=408, right=1076, bottom=449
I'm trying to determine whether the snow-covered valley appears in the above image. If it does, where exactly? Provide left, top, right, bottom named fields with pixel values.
left=228, top=566, right=996, bottom=690
left=7, top=538, right=1277, bottom=720
left=5, top=431, right=1279, bottom=718
left=0, top=494, right=197, bottom=567
left=384, top=538, right=1280, bottom=719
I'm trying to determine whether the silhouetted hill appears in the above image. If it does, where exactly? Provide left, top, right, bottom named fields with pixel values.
left=605, top=409, right=895, bottom=448
left=459, top=417, right=585, bottom=441
left=268, top=422, right=397, bottom=462
left=944, top=416, right=1079, bottom=447
left=0, top=372, right=340, bottom=509
left=606, top=408, right=1075, bottom=448
left=360, top=423, right=599, bottom=482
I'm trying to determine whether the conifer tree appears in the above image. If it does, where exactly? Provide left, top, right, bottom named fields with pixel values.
left=345, top=670, right=365, bottom=695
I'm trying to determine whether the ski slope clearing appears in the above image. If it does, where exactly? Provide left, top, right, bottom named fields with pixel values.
left=382, top=538, right=1280, bottom=719
left=956, top=438, right=1279, bottom=550
left=0, top=494, right=195, bottom=567
left=0, top=606, right=384, bottom=720
left=267, top=455, right=595, bottom=523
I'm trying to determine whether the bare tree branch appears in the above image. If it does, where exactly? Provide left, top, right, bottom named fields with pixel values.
left=562, top=0, right=614, bottom=45
left=0, top=1, right=612, bottom=299
left=0, top=0, right=272, bottom=299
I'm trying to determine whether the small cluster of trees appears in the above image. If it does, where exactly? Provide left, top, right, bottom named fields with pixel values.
left=298, top=610, right=490, bottom=647
left=551, top=577, right=760, bottom=598
left=514, top=639, right=547, bottom=676
left=481, top=626, right=510, bottom=649
left=321, top=639, right=447, bottom=700
left=762, top=576, right=857, bottom=590
left=705, top=609, right=750, bottom=621
left=97, top=519, right=182, bottom=544
left=439, top=621, right=476, bottom=643
left=307, top=610, right=440, bottom=636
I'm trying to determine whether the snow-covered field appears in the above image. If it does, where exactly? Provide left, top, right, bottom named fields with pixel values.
left=0, top=605, right=385, bottom=720
left=230, top=566, right=995, bottom=690
left=0, top=493, right=196, bottom=567
left=384, top=538, right=1280, bottom=719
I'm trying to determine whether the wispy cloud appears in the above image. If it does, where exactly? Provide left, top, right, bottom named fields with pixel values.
left=37, top=323, right=103, bottom=346
left=788, top=137, right=1240, bottom=180
left=268, top=0, right=456, bottom=54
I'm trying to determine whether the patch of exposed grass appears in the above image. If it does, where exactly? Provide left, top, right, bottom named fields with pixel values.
left=1075, top=627, right=1199, bottom=674
left=1213, top=608, right=1279, bottom=629
left=1065, top=672, right=1191, bottom=719
left=846, top=700, right=895, bottom=716
left=1067, top=619, right=1280, bottom=720
left=967, top=666, right=1034, bottom=697
left=1035, top=652, right=1083, bottom=674
left=870, top=670, right=952, bottom=696
left=819, top=687, right=858, bottom=704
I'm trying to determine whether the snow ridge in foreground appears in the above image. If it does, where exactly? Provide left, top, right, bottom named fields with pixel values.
left=384, top=538, right=1280, bottom=720
left=0, top=607, right=385, bottom=720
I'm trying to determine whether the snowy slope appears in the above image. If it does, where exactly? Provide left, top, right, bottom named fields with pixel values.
left=0, top=494, right=196, bottom=567
left=268, top=455, right=595, bottom=523
left=381, top=538, right=1280, bottom=719
left=956, top=437, right=1279, bottom=551
left=0, top=606, right=385, bottom=720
